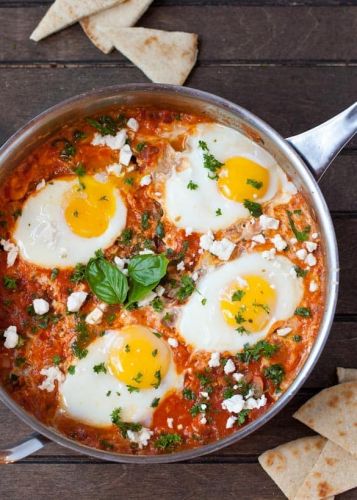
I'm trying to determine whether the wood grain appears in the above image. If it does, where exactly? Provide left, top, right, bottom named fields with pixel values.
left=1, top=6, right=357, bottom=62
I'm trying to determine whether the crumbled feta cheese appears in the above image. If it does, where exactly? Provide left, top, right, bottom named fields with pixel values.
left=38, top=366, right=64, bottom=392
left=244, top=389, right=254, bottom=400
left=3, top=325, right=18, bottom=349
left=167, top=417, right=174, bottom=429
left=106, top=163, right=122, bottom=177
left=36, top=179, right=46, bottom=191
left=91, top=130, right=127, bottom=150
left=138, top=291, right=157, bottom=307
left=311, top=232, right=319, bottom=240
left=224, top=359, right=236, bottom=375
left=208, top=352, right=220, bottom=368
left=233, top=372, right=244, bottom=382
left=277, top=327, right=292, bottom=337
left=127, top=117, right=139, bottom=132
left=305, top=241, right=317, bottom=252
left=200, top=391, right=209, bottom=399
left=199, top=231, right=235, bottom=261
left=221, top=394, right=245, bottom=414
left=191, top=271, right=199, bottom=282
left=168, top=337, right=178, bottom=348
left=33, top=298, right=50, bottom=315
left=262, top=248, right=276, bottom=260
left=200, top=403, right=207, bottom=411
left=93, top=172, right=108, bottom=183
left=85, top=303, right=107, bottom=325
left=289, top=266, right=298, bottom=279
left=67, top=291, right=88, bottom=313
left=119, top=144, right=132, bottom=166
left=199, top=231, right=214, bottom=251
left=290, top=237, right=298, bottom=245
left=185, top=227, right=193, bottom=236
left=177, top=261, right=185, bottom=272
left=155, top=285, right=165, bottom=297
left=296, top=248, right=307, bottom=261
left=309, top=280, right=318, bottom=292
left=1, top=239, right=19, bottom=267
left=245, top=394, right=267, bottom=410
left=271, top=234, right=287, bottom=251
left=226, top=416, right=237, bottom=429
left=252, top=234, right=266, bottom=244
left=126, top=427, right=153, bottom=449
left=60, top=247, right=68, bottom=258
left=305, top=253, right=317, bottom=267
left=140, top=174, right=152, bottom=187
left=200, top=416, right=207, bottom=425
left=259, top=215, right=279, bottom=230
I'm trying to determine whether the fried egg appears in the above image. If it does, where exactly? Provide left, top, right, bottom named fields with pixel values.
left=164, top=123, right=295, bottom=232
left=14, top=174, right=127, bottom=268
left=178, top=252, right=303, bottom=352
left=60, top=325, right=183, bottom=427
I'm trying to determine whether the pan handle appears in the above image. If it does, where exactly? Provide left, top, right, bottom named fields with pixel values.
left=0, top=432, right=49, bottom=463
left=286, top=102, right=357, bottom=180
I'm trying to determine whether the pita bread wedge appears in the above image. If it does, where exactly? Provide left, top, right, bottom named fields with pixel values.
left=293, top=381, right=357, bottom=457
left=81, top=0, right=153, bottom=54
left=30, top=0, right=124, bottom=42
left=294, top=440, right=357, bottom=499
left=258, top=436, right=334, bottom=499
left=102, top=27, right=198, bottom=84
left=337, top=367, right=357, bottom=384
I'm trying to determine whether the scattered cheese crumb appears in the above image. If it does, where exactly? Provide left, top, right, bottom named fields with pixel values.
left=140, top=174, right=152, bottom=187
left=276, top=327, right=292, bottom=337
left=221, top=394, right=245, bottom=414
left=119, top=144, right=132, bottom=166
left=126, top=428, right=153, bottom=449
left=311, top=232, right=319, bottom=240
left=139, top=249, right=155, bottom=255
left=305, top=241, right=317, bottom=252
left=33, top=298, right=50, bottom=315
left=60, top=247, right=68, bottom=258
left=233, top=373, right=244, bottom=382
left=289, top=267, right=298, bottom=279
left=91, top=130, right=127, bottom=150
left=3, top=325, right=18, bottom=349
left=137, top=291, right=157, bottom=307
left=200, top=391, right=209, bottom=399
left=271, top=234, right=287, bottom=251
left=191, top=271, right=199, bottom=282
left=226, top=416, right=237, bottom=429
left=38, top=366, right=64, bottom=392
left=262, top=248, right=276, bottom=260
left=200, top=404, right=207, bottom=411
left=185, top=227, right=193, bottom=236
left=290, top=237, right=298, bottom=245
left=67, top=291, right=88, bottom=313
left=208, top=352, right=220, bottom=368
left=309, top=280, right=318, bottom=292
left=224, top=359, right=236, bottom=375
left=1, top=239, right=19, bottom=267
left=155, top=285, right=165, bottom=297
left=168, top=338, right=178, bottom=348
left=36, top=179, right=46, bottom=191
left=296, top=248, right=307, bottom=261
left=127, top=117, right=139, bottom=132
left=177, top=261, right=185, bottom=272
left=305, top=253, right=317, bottom=267
left=114, top=256, right=129, bottom=275
left=259, top=215, right=279, bottom=230
left=252, top=234, right=266, bottom=244
left=200, top=416, right=207, bottom=425
left=245, top=394, right=267, bottom=410
left=199, top=231, right=235, bottom=261
left=85, top=303, right=107, bottom=325
left=106, top=163, right=122, bottom=177
left=94, top=172, right=108, bottom=183
left=167, top=417, right=174, bottom=429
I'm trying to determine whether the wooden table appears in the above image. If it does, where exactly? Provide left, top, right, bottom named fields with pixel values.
left=0, top=1, right=356, bottom=498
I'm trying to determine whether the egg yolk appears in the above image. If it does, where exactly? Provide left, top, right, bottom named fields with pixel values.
left=217, top=157, right=269, bottom=202
left=108, top=325, right=170, bottom=389
left=220, top=275, right=276, bottom=333
left=64, top=175, right=116, bottom=238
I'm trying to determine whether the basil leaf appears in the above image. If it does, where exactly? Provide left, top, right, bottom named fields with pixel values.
left=128, top=254, right=168, bottom=286
left=86, top=257, right=128, bottom=304
left=126, top=280, right=160, bottom=307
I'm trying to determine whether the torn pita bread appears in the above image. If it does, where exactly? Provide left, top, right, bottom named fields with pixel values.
left=258, top=436, right=334, bottom=500
left=294, top=440, right=357, bottom=499
left=293, top=381, right=357, bottom=458
left=30, top=0, right=124, bottom=42
left=101, top=27, right=198, bottom=84
left=337, top=367, right=357, bottom=384
left=81, top=0, right=153, bottom=54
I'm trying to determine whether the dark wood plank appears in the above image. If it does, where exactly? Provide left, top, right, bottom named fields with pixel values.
left=1, top=5, right=357, bottom=62
left=1, top=0, right=356, bottom=6
left=0, top=66, right=356, bottom=149
left=319, top=153, right=357, bottom=211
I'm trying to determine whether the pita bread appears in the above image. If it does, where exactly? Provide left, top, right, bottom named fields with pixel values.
left=293, top=381, right=357, bottom=457
left=258, top=436, right=333, bottom=499
left=81, top=0, right=153, bottom=54
left=30, top=0, right=124, bottom=42
left=294, top=440, right=357, bottom=499
left=337, top=367, right=357, bottom=384
left=101, top=27, right=198, bottom=84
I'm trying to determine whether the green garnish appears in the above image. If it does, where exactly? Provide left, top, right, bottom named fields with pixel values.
left=93, top=362, right=107, bottom=374
left=198, top=140, right=223, bottom=180
left=292, top=335, right=302, bottom=342
left=295, top=307, right=311, bottom=317
left=237, top=409, right=250, bottom=425
left=154, top=433, right=182, bottom=450
left=70, top=263, right=86, bottom=283
left=86, top=115, right=118, bottom=136
left=237, top=340, right=279, bottom=363
left=141, top=211, right=151, bottom=230
left=132, top=372, right=143, bottom=384
left=111, top=407, right=142, bottom=438
left=264, top=363, right=285, bottom=389
left=156, top=222, right=165, bottom=239
left=246, top=178, right=263, bottom=189
left=152, top=349, right=158, bottom=357
left=136, top=142, right=146, bottom=152
left=151, top=297, right=164, bottom=312
left=68, top=365, right=76, bottom=375
left=53, top=354, right=61, bottom=366
left=73, top=163, right=86, bottom=177
left=243, top=199, right=262, bottom=217
left=215, top=208, right=222, bottom=216
left=183, top=388, right=196, bottom=400
left=294, top=265, right=308, bottom=278
left=3, top=276, right=17, bottom=290
left=152, top=369, right=161, bottom=389
left=126, top=385, right=140, bottom=393
left=151, top=397, right=160, bottom=408
left=50, top=268, right=59, bottom=280
left=287, top=210, right=311, bottom=242
left=232, top=289, right=245, bottom=301
left=176, top=275, right=195, bottom=302
left=187, top=180, right=198, bottom=190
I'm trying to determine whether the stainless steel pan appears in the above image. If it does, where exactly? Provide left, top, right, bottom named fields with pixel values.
left=0, top=84, right=356, bottom=463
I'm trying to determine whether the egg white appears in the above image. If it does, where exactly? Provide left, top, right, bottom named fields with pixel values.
left=13, top=177, right=127, bottom=268
left=178, top=252, right=303, bottom=353
left=164, top=123, right=295, bottom=232
left=59, top=330, right=183, bottom=427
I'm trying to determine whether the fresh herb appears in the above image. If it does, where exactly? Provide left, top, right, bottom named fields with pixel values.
left=183, top=388, right=196, bottom=400
left=264, top=363, right=285, bottom=389
left=3, top=276, right=17, bottom=290
left=75, top=319, right=89, bottom=343
left=235, top=312, right=246, bottom=325
left=68, top=365, right=76, bottom=375
left=86, top=254, right=128, bottom=305
left=120, top=228, right=133, bottom=245
left=246, top=178, right=263, bottom=189
left=156, top=222, right=165, bottom=239
left=126, top=385, right=140, bottom=393
left=15, top=356, right=26, bottom=367
left=124, top=177, right=134, bottom=186
left=236, top=326, right=248, bottom=334
left=50, top=268, right=59, bottom=280
left=198, top=140, right=223, bottom=180
left=197, top=372, right=212, bottom=389
left=154, top=433, right=182, bottom=450
left=93, top=362, right=107, bottom=374
left=295, top=307, right=311, bottom=317
left=152, top=348, right=158, bottom=357
left=287, top=210, right=311, bottom=242
left=232, top=289, right=245, bottom=302
left=73, top=163, right=86, bottom=177
left=215, top=208, right=222, bottom=216
left=151, top=297, right=164, bottom=312
left=151, top=397, right=160, bottom=408
left=223, top=387, right=235, bottom=399
left=111, top=407, right=142, bottom=438
left=141, top=211, right=151, bottom=230
left=53, top=138, right=76, bottom=160
left=252, top=301, right=270, bottom=314
left=243, top=199, right=262, bottom=218
left=152, top=331, right=162, bottom=338
left=100, top=439, right=114, bottom=450
left=53, top=354, right=61, bottom=366
left=136, top=142, right=146, bottom=152
left=187, top=180, right=198, bottom=190
left=189, top=403, right=202, bottom=417
left=72, top=342, right=88, bottom=359
left=125, top=344, right=130, bottom=353
left=73, top=130, right=86, bottom=141
left=237, top=340, right=279, bottom=363
left=132, top=372, right=143, bottom=384
left=294, top=265, right=308, bottom=278
left=12, top=208, right=22, bottom=219
left=292, top=335, right=302, bottom=342
left=152, top=369, right=161, bottom=389
left=128, top=254, right=168, bottom=287
left=86, top=115, right=117, bottom=136
left=70, top=263, right=86, bottom=283
left=176, top=275, right=195, bottom=302
left=237, top=409, right=250, bottom=425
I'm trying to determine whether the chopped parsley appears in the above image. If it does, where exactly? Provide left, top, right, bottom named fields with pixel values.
left=3, top=276, right=17, bottom=290
left=176, top=275, right=195, bottom=302
left=52, top=354, right=61, bottom=366
left=12, top=208, right=22, bottom=219
left=73, top=163, right=86, bottom=177
left=50, top=268, right=59, bottom=280
left=287, top=210, right=311, bottom=242
left=187, top=180, right=198, bottom=190
left=246, top=178, right=263, bottom=189
left=124, top=177, right=134, bottom=186
left=295, top=307, right=311, bottom=317
left=154, top=433, right=182, bottom=450
left=152, top=348, right=158, bottom=357
left=252, top=301, right=270, bottom=314
left=215, top=208, right=222, bottom=216
left=126, top=385, right=140, bottom=393
left=232, top=289, right=245, bottom=301
left=120, top=228, right=133, bottom=245
left=236, top=326, right=248, bottom=334
left=243, top=199, right=262, bottom=217
left=201, top=298, right=207, bottom=305
left=151, top=397, right=160, bottom=408
left=237, top=340, right=279, bottom=363
left=68, top=365, right=76, bottom=375
left=125, top=344, right=130, bottom=353
left=15, top=356, right=26, bottom=367
left=100, top=439, right=114, bottom=450
left=70, top=263, right=86, bottom=283
left=136, top=142, right=146, bottom=152
left=156, top=222, right=165, bottom=239
left=93, top=362, right=107, bottom=374
left=86, top=115, right=117, bottom=136
left=72, top=342, right=88, bottom=359
left=237, top=409, right=250, bottom=425
left=198, top=140, right=223, bottom=179
left=73, top=130, right=86, bottom=141
left=151, top=297, right=164, bottom=312
left=292, top=335, right=302, bottom=342
left=183, top=388, right=196, bottom=400
left=141, top=211, right=151, bottom=230
left=264, top=363, right=285, bottom=389
left=294, top=265, right=308, bottom=278
left=111, top=407, right=142, bottom=438
left=152, top=369, right=161, bottom=389
left=132, top=372, right=143, bottom=384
